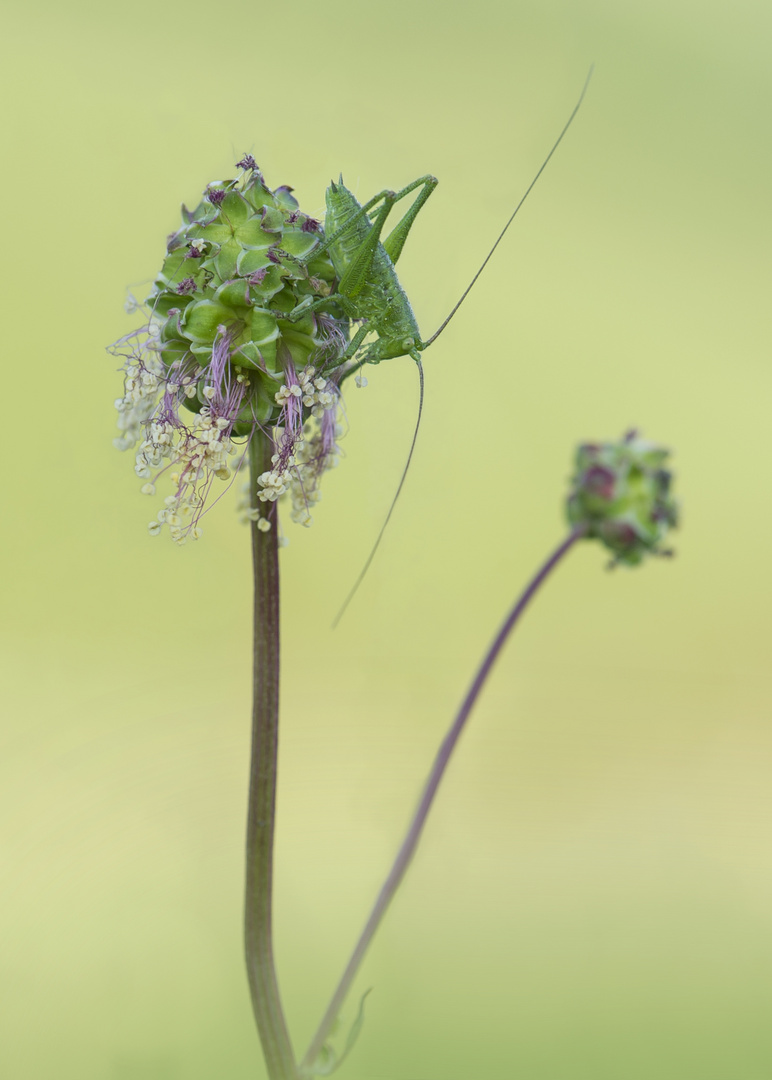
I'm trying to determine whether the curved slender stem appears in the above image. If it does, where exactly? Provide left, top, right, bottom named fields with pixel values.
left=301, top=526, right=586, bottom=1072
left=245, top=430, right=298, bottom=1080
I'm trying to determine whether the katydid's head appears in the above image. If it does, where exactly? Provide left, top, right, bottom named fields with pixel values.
left=111, top=158, right=351, bottom=544
left=567, top=431, right=678, bottom=566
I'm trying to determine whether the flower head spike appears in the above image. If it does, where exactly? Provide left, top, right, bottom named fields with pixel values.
left=566, top=430, right=678, bottom=566
left=111, top=159, right=351, bottom=543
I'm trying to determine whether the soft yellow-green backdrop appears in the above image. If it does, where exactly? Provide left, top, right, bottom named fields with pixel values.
left=1, top=0, right=770, bottom=1077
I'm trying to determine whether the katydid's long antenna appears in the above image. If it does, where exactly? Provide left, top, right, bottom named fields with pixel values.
left=423, top=65, right=594, bottom=349
left=331, top=356, right=425, bottom=629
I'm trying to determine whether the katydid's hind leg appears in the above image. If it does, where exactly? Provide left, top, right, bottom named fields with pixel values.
left=294, top=187, right=397, bottom=266
left=335, top=177, right=437, bottom=295
left=336, top=193, right=399, bottom=299
left=382, top=176, right=438, bottom=264
left=340, top=176, right=437, bottom=265
left=295, top=176, right=435, bottom=273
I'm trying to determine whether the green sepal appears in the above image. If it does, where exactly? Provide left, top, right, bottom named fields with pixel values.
left=260, top=205, right=284, bottom=233
left=182, top=300, right=236, bottom=343
left=231, top=417, right=256, bottom=436
left=190, top=343, right=214, bottom=363
left=278, top=311, right=316, bottom=338
left=215, top=279, right=252, bottom=308
left=204, top=180, right=238, bottom=203
left=197, top=253, right=221, bottom=283
left=230, top=379, right=280, bottom=432
left=274, top=185, right=299, bottom=211
left=232, top=339, right=282, bottom=380
left=255, top=339, right=277, bottom=369
left=234, top=218, right=274, bottom=248
left=249, top=365, right=284, bottom=422
left=268, top=289, right=297, bottom=316
left=219, top=191, right=249, bottom=227
left=149, top=292, right=195, bottom=319
left=183, top=200, right=218, bottom=228
left=214, top=240, right=240, bottom=280
left=281, top=230, right=318, bottom=259
left=306, top=256, right=337, bottom=283
left=191, top=220, right=232, bottom=245
left=180, top=391, right=204, bottom=416
left=281, top=330, right=317, bottom=368
left=160, top=310, right=186, bottom=341
left=158, top=249, right=192, bottom=287
left=248, top=265, right=285, bottom=302
left=166, top=229, right=187, bottom=252
left=158, top=340, right=193, bottom=369
left=231, top=342, right=264, bottom=370
left=243, top=180, right=277, bottom=213
left=249, top=309, right=280, bottom=346
left=236, top=248, right=272, bottom=276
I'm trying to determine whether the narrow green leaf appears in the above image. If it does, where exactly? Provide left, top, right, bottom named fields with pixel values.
left=306, top=990, right=373, bottom=1077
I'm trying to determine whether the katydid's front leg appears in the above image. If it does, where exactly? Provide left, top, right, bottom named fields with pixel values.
left=315, top=324, right=371, bottom=379
left=331, top=176, right=439, bottom=287
left=281, top=293, right=339, bottom=323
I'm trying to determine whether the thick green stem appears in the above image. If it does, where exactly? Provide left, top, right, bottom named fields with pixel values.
left=245, top=429, right=298, bottom=1080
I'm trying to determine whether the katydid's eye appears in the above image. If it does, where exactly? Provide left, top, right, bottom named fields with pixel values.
left=402, top=337, right=415, bottom=350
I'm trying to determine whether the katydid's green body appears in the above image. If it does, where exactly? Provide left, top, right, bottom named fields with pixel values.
left=292, top=175, right=438, bottom=370
left=291, top=71, right=591, bottom=629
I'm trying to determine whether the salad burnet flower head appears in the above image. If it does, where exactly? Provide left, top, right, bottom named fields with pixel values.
left=111, top=159, right=350, bottom=543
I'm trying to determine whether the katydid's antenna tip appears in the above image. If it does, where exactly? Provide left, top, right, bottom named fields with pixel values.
left=423, top=70, right=593, bottom=350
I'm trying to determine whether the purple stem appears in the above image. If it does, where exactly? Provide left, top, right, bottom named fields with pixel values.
left=301, top=526, right=586, bottom=1072
left=245, top=429, right=298, bottom=1080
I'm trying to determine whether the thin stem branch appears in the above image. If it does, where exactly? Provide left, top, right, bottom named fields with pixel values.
left=245, top=429, right=298, bottom=1080
left=301, top=526, right=586, bottom=1072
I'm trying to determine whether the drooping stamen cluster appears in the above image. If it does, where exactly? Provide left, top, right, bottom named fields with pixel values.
left=112, top=324, right=249, bottom=543
left=289, top=398, right=343, bottom=526
left=255, top=364, right=339, bottom=526
left=111, top=325, right=167, bottom=452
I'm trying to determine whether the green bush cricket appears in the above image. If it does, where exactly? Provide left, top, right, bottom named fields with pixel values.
left=290, top=68, right=591, bottom=378
left=286, top=70, right=593, bottom=621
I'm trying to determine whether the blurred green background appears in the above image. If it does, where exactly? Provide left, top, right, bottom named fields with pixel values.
left=1, top=0, right=770, bottom=1076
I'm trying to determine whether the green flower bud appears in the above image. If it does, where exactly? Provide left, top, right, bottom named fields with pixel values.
left=566, top=431, right=678, bottom=566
